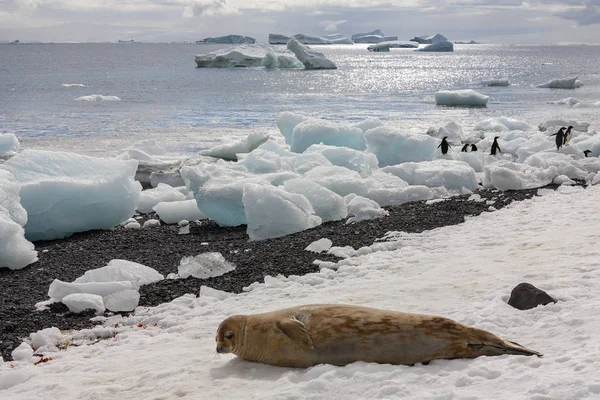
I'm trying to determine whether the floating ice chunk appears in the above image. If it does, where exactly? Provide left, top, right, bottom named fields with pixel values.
left=482, top=161, right=557, bottom=190
left=536, top=76, right=580, bottom=89
left=291, top=119, right=365, bottom=153
left=479, top=78, right=510, bottom=87
left=195, top=45, right=263, bottom=68
left=277, top=112, right=310, bottom=145
left=539, top=119, right=589, bottom=133
left=1, top=149, right=141, bottom=241
left=62, top=83, right=86, bottom=88
left=103, top=289, right=140, bottom=312
left=475, top=117, right=532, bottom=132
left=178, top=252, right=236, bottom=279
left=573, top=101, right=600, bottom=108
left=304, top=166, right=369, bottom=197
left=11, top=343, right=34, bottom=361
left=346, top=195, right=389, bottom=224
left=411, top=33, right=447, bottom=44
left=138, top=183, right=186, bottom=213
left=149, top=170, right=185, bottom=188
left=48, top=279, right=134, bottom=301
left=199, top=285, right=232, bottom=300
left=365, top=126, right=437, bottom=167
left=304, top=144, right=378, bottom=177
left=548, top=97, right=581, bottom=106
left=286, top=38, right=337, bottom=70
left=382, top=160, right=478, bottom=191
left=283, top=178, right=348, bottom=222
left=201, top=132, right=269, bottom=161
left=153, top=199, right=206, bottom=224
left=426, top=121, right=464, bottom=143
left=244, top=183, right=322, bottom=240
left=0, top=133, right=20, bottom=156
left=62, top=293, right=106, bottom=313
left=524, top=153, right=588, bottom=180
left=30, top=327, right=63, bottom=349
left=75, top=94, right=121, bottom=101
left=435, top=89, right=488, bottom=106
left=419, top=41, right=453, bottom=52
left=305, top=238, right=333, bottom=253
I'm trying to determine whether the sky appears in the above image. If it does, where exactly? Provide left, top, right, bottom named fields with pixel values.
left=0, top=0, right=600, bottom=44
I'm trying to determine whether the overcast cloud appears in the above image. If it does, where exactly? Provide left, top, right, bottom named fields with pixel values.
left=0, top=0, right=599, bottom=43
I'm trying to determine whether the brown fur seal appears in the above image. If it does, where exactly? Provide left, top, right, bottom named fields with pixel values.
left=216, top=304, right=541, bottom=368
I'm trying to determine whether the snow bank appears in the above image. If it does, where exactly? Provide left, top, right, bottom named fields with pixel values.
left=153, top=199, right=206, bottom=224
left=291, top=120, right=365, bottom=153
left=435, top=90, right=489, bottom=106
left=475, top=117, right=531, bottom=132
left=382, top=160, right=478, bottom=191
left=0, top=133, right=20, bottom=156
left=200, top=132, right=269, bottom=161
left=243, top=183, right=322, bottom=240
left=1, top=150, right=141, bottom=241
left=286, top=38, right=337, bottom=70
left=536, top=76, right=581, bottom=89
left=365, top=126, right=437, bottom=167
left=74, top=95, right=121, bottom=102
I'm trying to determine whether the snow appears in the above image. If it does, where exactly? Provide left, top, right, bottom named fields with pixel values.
left=10, top=343, right=33, bottom=362
left=153, top=199, right=206, bottom=224
left=74, top=95, right=121, bottom=101
left=5, top=186, right=600, bottom=398
left=305, top=238, right=333, bottom=253
left=137, top=183, right=186, bottom=214
left=178, top=252, right=236, bottom=279
left=0, top=149, right=141, bottom=241
left=381, top=160, right=478, bottom=191
left=474, top=117, right=532, bottom=132
left=195, top=45, right=303, bottom=69
left=283, top=178, right=348, bottom=222
left=286, top=38, right=337, bottom=70
left=291, top=119, right=365, bottom=153
left=345, top=194, right=389, bottom=223
left=200, top=132, right=269, bottom=161
left=418, top=41, right=454, bottom=52
left=62, top=293, right=105, bottom=314
left=479, top=78, right=510, bottom=87
left=243, top=183, right=322, bottom=240
left=304, top=144, right=378, bottom=177
left=435, top=89, right=489, bottom=106
left=365, top=126, right=438, bottom=166
left=0, top=133, right=20, bottom=156
left=536, top=76, right=581, bottom=89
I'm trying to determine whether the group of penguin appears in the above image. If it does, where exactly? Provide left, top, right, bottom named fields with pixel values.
left=438, top=125, right=593, bottom=157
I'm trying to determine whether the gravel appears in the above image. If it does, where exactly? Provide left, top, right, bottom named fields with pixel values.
left=0, top=187, right=546, bottom=361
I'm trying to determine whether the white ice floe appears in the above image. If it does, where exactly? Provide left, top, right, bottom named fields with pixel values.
left=305, top=238, right=333, bottom=253
left=418, top=41, right=454, bottom=52
left=1, top=149, right=141, bottom=241
left=291, top=119, right=365, bottom=153
left=153, top=199, right=206, bottom=224
left=382, top=160, right=478, bottom=191
left=243, top=183, right=322, bottom=240
left=536, top=76, right=582, bottom=89
left=435, top=89, right=489, bottom=106
left=482, top=161, right=557, bottom=191
left=474, top=117, right=532, bottom=132
left=345, top=194, right=389, bottom=223
left=137, top=183, right=187, bottom=214
left=0, top=133, right=20, bottom=156
left=304, top=144, right=378, bottom=177
left=283, top=178, right=348, bottom=222
left=365, top=126, right=437, bottom=167
left=200, top=132, right=269, bottom=161
left=479, top=78, right=510, bottom=87
left=286, top=38, right=337, bottom=70
left=74, top=95, right=121, bottom=101
left=178, top=252, right=236, bottom=279
left=62, top=293, right=106, bottom=314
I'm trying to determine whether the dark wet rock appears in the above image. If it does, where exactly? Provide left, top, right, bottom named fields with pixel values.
left=508, top=282, right=556, bottom=310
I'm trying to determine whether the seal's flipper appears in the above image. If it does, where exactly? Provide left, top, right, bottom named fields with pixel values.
left=277, top=318, right=315, bottom=349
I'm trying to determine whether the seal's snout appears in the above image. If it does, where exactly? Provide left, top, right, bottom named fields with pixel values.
left=216, top=343, right=230, bottom=354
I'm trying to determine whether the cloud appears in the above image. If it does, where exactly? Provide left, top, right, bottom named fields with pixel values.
left=182, top=0, right=239, bottom=17
left=556, top=3, right=600, bottom=25
left=318, top=19, right=347, bottom=32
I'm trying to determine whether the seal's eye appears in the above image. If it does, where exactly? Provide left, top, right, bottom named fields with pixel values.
left=225, top=331, right=234, bottom=340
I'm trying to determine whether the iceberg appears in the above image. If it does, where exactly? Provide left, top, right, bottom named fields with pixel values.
left=367, top=43, right=389, bottom=52
left=367, top=185, right=433, bottom=207
left=410, top=33, right=448, bottom=44
left=369, top=41, right=418, bottom=51
left=149, top=170, right=185, bottom=188
left=48, top=279, right=135, bottom=301
left=201, top=35, right=255, bottom=44
left=283, top=178, right=348, bottom=222
left=1, top=149, right=141, bottom=241
left=286, top=38, right=337, bottom=70
left=479, top=78, right=510, bottom=87
left=0, top=133, right=19, bottom=156
left=303, top=166, right=370, bottom=197
left=0, top=209, right=38, bottom=270
left=243, top=183, right=322, bottom=241
left=200, top=132, right=269, bottom=161
left=381, top=160, right=478, bottom=191
left=269, top=33, right=291, bottom=44
left=103, top=289, right=140, bottom=312
left=435, top=89, right=489, bottom=106
left=418, top=41, right=454, bottom=52
left=291, top=119, right=364, bottom=153
left=117, top=141, right=185, bottom=185
left=365, top=126, right=438, bottom=167
left=352, top=30, right=385, bottom=43
left=536, top=76, right=581, bottom=89
left=195, top=45, right=302, bottom=69
left=293, top=34, right=331, bottom=45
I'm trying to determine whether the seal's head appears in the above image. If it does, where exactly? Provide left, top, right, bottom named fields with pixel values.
left=216, top=315, right=245, bottom=355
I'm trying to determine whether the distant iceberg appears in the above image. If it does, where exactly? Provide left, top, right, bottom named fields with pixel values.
left=435, top=89, right=489, bottom=107
left=293, top=34, right=331, bottom=45
left=269, top=34, right=291, bottom=44
left=410, top=34, right=447, bottom=44
left=287, top=38, right=337, bottom=70
left=455, top=40, right=481, bottom=44
left=75, top=95, right=121, bottom=101
left=62, top=83, right=86, bottom=88
left=268, top=33, right=353, bottom=45
left=352, top=30, right=385, bottom=43
left=200, top=35, right=255, bottom=44
left=418, top=41, right=454, bottom=52
left=195, top=45, right=303, bottom=69
left=536, top=76, right=582, bottom=89
left=368, top=41, right=418, bottom=51
left=479, top=78, right=510, bottom=87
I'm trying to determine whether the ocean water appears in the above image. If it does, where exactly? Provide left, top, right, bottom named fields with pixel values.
left=1, top=42, right=600, bottom=156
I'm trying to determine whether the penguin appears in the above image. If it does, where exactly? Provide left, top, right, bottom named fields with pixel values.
left=438, top=136, right=451, bottom=155
left=471, top=144, right=478, bottom=152
left=490, top=137, right=501, bottom=155
left=584, top=150, right=592, bottom=157
left=550, top=127, right=565, bottom=150
left=563, top=126, right=573, bottom=145
left=461, top=144, right=469, bottom=152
